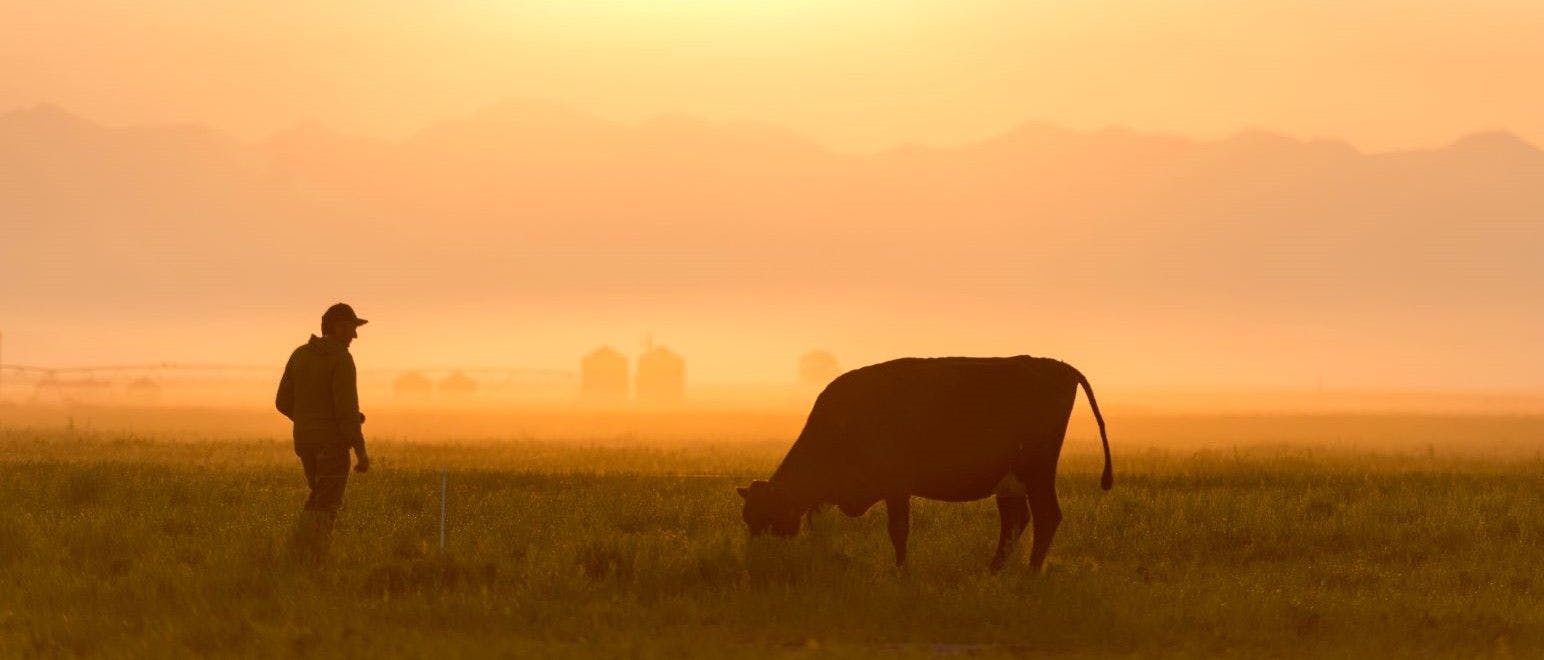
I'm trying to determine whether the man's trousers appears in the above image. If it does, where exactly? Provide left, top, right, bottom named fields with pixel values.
left=295, top=443, right=352, bottom=512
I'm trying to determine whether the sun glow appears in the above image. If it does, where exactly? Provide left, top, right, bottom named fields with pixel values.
left=470, top=0, right=838, bottom=24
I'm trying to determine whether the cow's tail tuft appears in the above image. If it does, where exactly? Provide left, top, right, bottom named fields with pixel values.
left=1073, top=367, right=1113, bottom=491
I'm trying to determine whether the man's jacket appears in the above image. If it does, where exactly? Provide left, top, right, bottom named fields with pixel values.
left=276, top=335, right=366, bottom=449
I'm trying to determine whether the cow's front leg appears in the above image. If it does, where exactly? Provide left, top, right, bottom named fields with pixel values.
left=990, top=494, right=1029, bottom=572
left=886, top=495, right=911, bottom=566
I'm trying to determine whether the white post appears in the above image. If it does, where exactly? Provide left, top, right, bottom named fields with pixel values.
left=439, top=468, right=447, bottom=551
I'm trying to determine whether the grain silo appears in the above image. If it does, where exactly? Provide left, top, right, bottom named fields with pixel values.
left=439, top=370, right=479, bottom=397
left=393, top=371, right=433, bottom=399
left=798, top=350, right=840, bottom=386
left=636, top=345, right=685, bottom=406
left=580, top=346, right=629, bottom=402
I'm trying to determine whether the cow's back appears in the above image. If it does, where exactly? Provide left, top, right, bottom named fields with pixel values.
left=783, top=356, right=1080, bottom=503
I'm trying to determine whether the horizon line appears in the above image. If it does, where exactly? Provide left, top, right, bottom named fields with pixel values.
left=5, top=100, right=1538, bottom=159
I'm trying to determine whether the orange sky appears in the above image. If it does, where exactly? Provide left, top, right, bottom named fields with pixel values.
left=4, top=1, right=1543, bottom=153
left=3, top=1, right=1543, bottom=398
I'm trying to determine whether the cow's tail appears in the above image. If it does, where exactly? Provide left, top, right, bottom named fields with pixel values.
left=1073, top=368, right=1114, bottom=491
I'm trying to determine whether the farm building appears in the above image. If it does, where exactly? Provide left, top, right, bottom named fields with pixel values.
left=125, top=377, right=162, bottom=404
left=34, top=375, right=114, bottom=405
left=580, top=346, right=629, bottom=402
left=636, top=346, right=685, bottom=406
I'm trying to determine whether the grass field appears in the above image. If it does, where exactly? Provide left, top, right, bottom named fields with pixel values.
left=2, top=418, right=1542, bottom=657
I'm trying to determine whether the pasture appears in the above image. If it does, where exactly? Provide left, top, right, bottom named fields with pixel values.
left=1, top=414, right=1542, bottom=657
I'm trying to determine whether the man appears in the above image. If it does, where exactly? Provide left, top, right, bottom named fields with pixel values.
left=275, top=302, right=372, bottom=560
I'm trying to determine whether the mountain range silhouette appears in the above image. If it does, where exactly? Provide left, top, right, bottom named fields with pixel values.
left=3, top=102, right=1541, bottom=363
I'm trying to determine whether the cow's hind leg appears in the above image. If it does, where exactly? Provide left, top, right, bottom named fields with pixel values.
left=990, top=494, right=1030, bottom=572
left=1026, top=480, right=1063, bottom=572
left=886, top=495, right=910, bottom=567
left=1024, top=385, right=1075, bottom=572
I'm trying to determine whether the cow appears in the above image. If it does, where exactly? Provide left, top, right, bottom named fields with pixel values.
left=737, top=356, right=1111, bottom=571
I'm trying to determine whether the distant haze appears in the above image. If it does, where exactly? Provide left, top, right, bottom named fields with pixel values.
left=3, top=103, right=1541, bottom=392
left=3, top=0, right=1543, bottom=394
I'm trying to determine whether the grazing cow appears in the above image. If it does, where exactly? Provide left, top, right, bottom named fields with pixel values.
left=738, top=356, right=1111, bottom=571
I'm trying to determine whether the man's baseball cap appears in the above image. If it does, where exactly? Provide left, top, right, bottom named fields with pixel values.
left=322, top=303, right=368, bottom=326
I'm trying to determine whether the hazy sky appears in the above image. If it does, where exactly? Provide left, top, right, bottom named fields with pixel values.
left=4, top=0, right=1542, bottom=152
left=5, top=1, right=1543, bottom=398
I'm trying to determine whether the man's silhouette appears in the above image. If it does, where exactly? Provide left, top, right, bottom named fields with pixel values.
left=275, top=303, right=372, bottom=561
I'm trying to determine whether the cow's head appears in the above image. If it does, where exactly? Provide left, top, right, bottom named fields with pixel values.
left=736, top=480, right=802, bottom=537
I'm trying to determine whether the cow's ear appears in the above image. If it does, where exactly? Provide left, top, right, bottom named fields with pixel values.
left=736, top=486, right=749, bottom=500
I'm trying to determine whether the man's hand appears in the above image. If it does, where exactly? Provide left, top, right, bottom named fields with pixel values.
left=354, top=450, right=371, bottom=474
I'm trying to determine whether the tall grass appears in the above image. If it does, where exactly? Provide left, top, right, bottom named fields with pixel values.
left=0, top=431, right=1540, bottom=657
